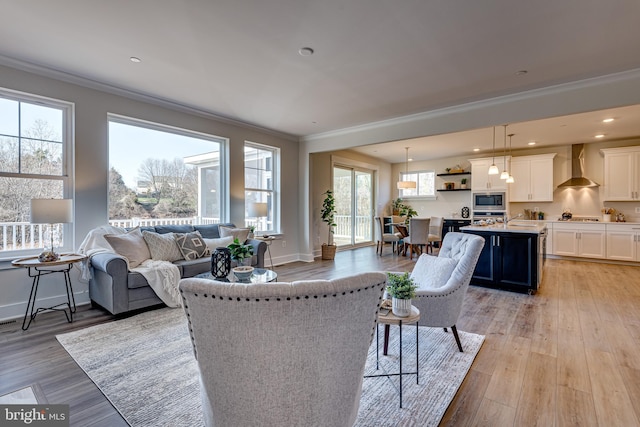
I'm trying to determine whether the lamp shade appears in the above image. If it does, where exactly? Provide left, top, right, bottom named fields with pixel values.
left=248, top=202, right=268, bottom=218
left=30, top=199, right=73, bottom=224
left=397, top=180, right=417, bottom=189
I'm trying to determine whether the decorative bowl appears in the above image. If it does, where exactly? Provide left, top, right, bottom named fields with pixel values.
left=232, top=266, right=254, bottom=281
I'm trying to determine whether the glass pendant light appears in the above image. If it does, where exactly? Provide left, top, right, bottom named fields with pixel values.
left=397, top=147, right=417, bottom=189
left=500, top=124, right=509, bottom=179
left=488, top=127, right=499, bottom=175
left=506, top=133, right=515, bottom=183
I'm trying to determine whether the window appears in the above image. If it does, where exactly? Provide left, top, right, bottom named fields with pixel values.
left=398, top=171, right=436, bottom=198
left=108, top=115, right=226, bottom=227
left=0, top=89, right=73, bottom=256
left=244, top=142, right=279, bottom=233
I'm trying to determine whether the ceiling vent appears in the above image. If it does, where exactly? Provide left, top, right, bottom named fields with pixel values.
left=558, top=144, right=599, bottom=188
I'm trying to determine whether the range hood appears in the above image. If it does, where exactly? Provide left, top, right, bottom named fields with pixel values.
left=558, top=144, right=599, bottom=187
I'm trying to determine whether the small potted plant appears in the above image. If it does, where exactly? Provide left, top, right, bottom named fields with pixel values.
left=386, top=272, right=418, bottom=317
left=228, top=238, right=254, bottom=266
left=248, top=225, right=256, bottom=239
left=321, top=190, right=337, bottom=260
left=460, top=178, right=468, bottom=189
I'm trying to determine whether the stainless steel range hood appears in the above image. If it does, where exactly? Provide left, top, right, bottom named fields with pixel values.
left=558, top=144, right=599, bottom=187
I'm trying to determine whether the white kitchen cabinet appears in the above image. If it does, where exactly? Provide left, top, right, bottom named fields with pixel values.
left=601, top=146, right=640, bottom=201
left=509, top=154, right=556, bottom=202
left=606, top=223, right=640, bottom=261
left=552, top=223, right=606, bottom=258
left=469, top=156, right=509, bottom=191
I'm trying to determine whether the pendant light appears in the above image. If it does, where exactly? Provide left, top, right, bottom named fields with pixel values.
left=506, top=133, right=515, bottom=183
left=500, top=124, right=509, bottom=180
left=488, top=127, right=499, bottom=175
left=397, top=147, right=417, bottom=189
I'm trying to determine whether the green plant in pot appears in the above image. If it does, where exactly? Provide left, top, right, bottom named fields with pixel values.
left=386, top=272, right=418, bottom=317
left=228, top=238, right=254, bottom=266
left=321, top=190, right=337, bottom=260
left=460, top=178, right=468, bottom=189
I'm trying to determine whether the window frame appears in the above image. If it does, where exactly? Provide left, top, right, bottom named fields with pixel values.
left=107, top=114, right=228, bottom=226
left=0, top=87, right=74, bottom=259
left=398, top=170, right=436, bottom=200
left=244, top=141, right=280, bottom=234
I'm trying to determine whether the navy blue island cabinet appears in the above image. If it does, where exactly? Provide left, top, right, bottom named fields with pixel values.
left=461, top=228, right=546, bottom=295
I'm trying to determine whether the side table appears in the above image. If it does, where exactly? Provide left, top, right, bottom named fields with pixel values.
left=365, top=305, right=420, bottom=408
left=12, top=253, right=87, bottom=331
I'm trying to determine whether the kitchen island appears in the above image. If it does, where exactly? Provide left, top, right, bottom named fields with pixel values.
left=461, top=222, right=547, bottom=294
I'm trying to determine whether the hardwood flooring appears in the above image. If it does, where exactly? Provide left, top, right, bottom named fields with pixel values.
left=1, top=247, right=640, bottom=426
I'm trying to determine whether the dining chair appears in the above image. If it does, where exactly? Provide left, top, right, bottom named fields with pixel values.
left=402, top=217, right=430, bottom=260
left=179, top=272, right=387, bottom=427
left=375, top=216, right=401, bottom=255
left=427, top=216, right=444, bottom=253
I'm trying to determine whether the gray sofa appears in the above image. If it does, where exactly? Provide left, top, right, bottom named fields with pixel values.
left=89, top=223, right=267, bottom=315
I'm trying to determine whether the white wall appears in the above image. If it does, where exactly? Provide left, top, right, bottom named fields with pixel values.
left=0, top=64, right=300, bottom=321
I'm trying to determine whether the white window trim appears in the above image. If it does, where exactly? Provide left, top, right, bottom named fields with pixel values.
left=398, top=170, right=437, bottom=200
left=244, top=141, right=280, bottom=233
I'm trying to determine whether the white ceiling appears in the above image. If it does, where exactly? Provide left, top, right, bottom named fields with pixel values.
left=2, top=0, right=640, bottom=160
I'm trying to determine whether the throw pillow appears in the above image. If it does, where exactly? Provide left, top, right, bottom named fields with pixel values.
left=203, top=236, right=234, bottom=252
left=104, top=227, right=151, bottom=268
left=219, top=226, right=250, bottom=243
left=410, top=255, right=458, bottom=290
left=142, top=231, right=184, bottom=262
left=175, top=231, right=210, bottom=261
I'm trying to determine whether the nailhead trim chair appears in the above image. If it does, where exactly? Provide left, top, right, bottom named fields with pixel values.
left=179, top=272, right=387, bottom=427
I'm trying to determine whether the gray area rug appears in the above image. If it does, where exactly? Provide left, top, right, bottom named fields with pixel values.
left=57, top=308, right=484, bottom=427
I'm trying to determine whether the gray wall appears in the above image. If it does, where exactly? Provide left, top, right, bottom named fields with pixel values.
left=0, top=64, right=300, bottom=321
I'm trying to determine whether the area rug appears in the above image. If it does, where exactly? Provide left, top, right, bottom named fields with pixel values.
left=56, top=308, right=484, bottom=427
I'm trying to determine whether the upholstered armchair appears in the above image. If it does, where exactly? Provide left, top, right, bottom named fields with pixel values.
left=179, top=272, right=387, bottom=427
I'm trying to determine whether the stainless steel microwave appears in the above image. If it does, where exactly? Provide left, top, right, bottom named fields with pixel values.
left=473, top=192, right=506, bottom=210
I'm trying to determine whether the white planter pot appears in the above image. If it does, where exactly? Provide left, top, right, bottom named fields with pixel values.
left=392, top=297, right=412, bottom=317
left=602, top=214, right=611, bottom=222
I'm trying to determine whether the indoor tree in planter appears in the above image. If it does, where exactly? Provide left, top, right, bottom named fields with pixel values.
left=321, top=190, right=337, bottom=260
left=386, top=272, right=418, bottom=317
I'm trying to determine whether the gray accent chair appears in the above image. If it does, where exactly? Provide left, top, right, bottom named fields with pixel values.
left=386, top=232, right=484, bottom=353
left=179, top=272, right=387, bottom=427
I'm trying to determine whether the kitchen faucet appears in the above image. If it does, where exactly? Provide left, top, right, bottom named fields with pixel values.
left=504, top=213, right=523, bottom=227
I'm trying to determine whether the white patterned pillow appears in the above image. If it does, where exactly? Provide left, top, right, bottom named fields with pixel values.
left=175, top=231, right=210, bottom=261
left=410, top=254, right=458, bottom=290
left=142, top=231, right=183, bottom=262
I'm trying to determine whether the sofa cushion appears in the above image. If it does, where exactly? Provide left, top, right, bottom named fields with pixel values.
left=175, top=231, right=209, bottom=260
left=219, top=226, right=250, bottom=243
left=174, top=258, right=211, bottom=278
left=154, top=224, right=195, bottom=234
left=410, top=254, right=458, bottom=289
left=142, top=231, right=184, bottom=262
left=104, top=227, right=150, bottom=268
left=193, top=224, right=221, bottom=239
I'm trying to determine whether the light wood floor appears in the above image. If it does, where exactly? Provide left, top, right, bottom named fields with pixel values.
left=1, top=246, right=640, bottom=426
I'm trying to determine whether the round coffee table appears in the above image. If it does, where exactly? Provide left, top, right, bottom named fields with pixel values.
left=195, top=268, right=278, bottom=283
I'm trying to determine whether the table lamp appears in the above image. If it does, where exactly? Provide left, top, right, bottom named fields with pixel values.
left=247, top=202, right=268, bottom=234
left=30, top=198, right=73, bottom=262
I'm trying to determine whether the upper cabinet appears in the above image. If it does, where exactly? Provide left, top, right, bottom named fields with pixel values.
left=509, top=154, right=556, bottom=202
left=469, top=157, right=509, bottom=191
left=601, top=146, right=640, bottom=201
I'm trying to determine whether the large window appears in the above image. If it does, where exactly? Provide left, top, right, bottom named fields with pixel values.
left=244, top=142, right=279, bottom=233
left=0, top=89, right=73, bottom=256
left=108, top=116, right=226, bottom=227
left=398, top=170, right=436, bottom=198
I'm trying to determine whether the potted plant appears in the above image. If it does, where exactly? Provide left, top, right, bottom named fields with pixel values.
left=321, top=190, right=337, bottom=260
left=386, top=272, right=418, bottom=317
left=391, top=198, right=403, bottom=215
left=248, top=225, right=256, bottom=239
left=228, top=238, right=254, bottom=266
left=460, top=178, right=468, bottom=189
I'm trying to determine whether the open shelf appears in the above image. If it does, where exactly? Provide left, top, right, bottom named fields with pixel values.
left=437, top=172, right=471, bottom=176
left=437, top=188, right=471, bottom=192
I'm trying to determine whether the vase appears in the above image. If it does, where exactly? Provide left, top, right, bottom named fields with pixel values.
left=211, top=247, right=231, bottom=278
left=239, top=258, right=252, bottom=267
left=602, top=214, right=611, bottom=222
left=392, top=297, right=412, bottom=317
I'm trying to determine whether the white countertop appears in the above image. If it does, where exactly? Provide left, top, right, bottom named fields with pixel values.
left=461, top=222, right=548, bottom=234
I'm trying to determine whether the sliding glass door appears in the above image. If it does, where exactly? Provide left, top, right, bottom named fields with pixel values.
left=333, top=166, right=374, bottom=247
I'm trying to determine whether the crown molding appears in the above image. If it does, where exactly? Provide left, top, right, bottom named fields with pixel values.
left=0, top=55, right=298, bottom=142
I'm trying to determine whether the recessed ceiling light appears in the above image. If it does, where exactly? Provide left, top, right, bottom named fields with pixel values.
left=408, top=158, right=413, bottom=162
left=515, top=70, right=528, bottom=76
left=130, top=57, right=141, bottom=63
left=298, top=47, right=314, bottom=56
left=473, top=148, right=480, bottom=152
left=602, top=118, right=614, bottom=123
left=595, top=134, right=605, bottom=138
left=528, top=141, right=536, bottom=146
